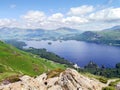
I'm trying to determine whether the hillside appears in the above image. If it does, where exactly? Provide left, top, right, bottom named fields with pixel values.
left=104, top=25, right=120, bottom=31
left=0, top=41, right=66, bottom=81
left=62, top=26, right=120, bottom=46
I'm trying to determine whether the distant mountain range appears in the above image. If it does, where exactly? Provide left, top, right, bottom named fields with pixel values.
left=0, top=27, right=81, bottom=40
left=104, top=25, right=120, bottom=31
left=0, top=25, right=120, bottom=46
left=62, top=25, right=120, bottom=46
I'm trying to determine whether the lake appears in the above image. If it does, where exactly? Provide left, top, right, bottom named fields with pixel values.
left=24, top=40, right=120, bottom=68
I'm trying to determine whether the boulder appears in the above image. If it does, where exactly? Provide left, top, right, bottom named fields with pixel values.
left=0, top=68, right=105, bottom=90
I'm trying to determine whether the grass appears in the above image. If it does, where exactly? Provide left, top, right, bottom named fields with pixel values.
left=0, top=41, right=66, bottom=82
left=47, top=68, right=64, bottom=79
left=82, top=72, right=120, bottom=90
left=102, top=86, right=115, bottom=90
left=98, top=31, right=120, bottom=40
left=109, top=79, right=120, bottom=87
left=81, top=72, right=108, bottom=84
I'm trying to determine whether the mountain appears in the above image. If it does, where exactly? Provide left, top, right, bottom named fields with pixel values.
left=0, top=27, right=81, bottom=40
left=104, top=25, right=120, bottom=31
left=62, top=31, right=102, bottom=41
left=0, top=68, right=105, bottom=90
left=62, top=25, right=120, bottom=46
left=0, top=27, right=47, bottom=40
left=0, top=25, right=119, bottom=46
left=0, top=41, right=66, bottom=81
left=54, top=27, right=82, bottom=33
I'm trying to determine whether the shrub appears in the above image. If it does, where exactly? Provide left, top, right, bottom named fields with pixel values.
left=0, top=65, right=6, bottom=73
left=97, top=77, right=108, bottom=84
left=4, top=75, right=21, bottom=83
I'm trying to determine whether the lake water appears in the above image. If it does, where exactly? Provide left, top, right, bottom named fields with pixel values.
left=24, top=40, right=120, bottom=68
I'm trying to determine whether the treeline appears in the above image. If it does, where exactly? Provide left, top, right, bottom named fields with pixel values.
left=79, top=61, right=120, bottom=78
left=5, top=40, right=27, bottom=49
left=81, top=40, right=120, bottom=47
left=62, top=31, right=120, bottom=47
left=24, top=47, right=74, bottom=68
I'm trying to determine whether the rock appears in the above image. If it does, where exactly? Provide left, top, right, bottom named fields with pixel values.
left=0, top=68, right=105, bottom=90
left=116, top=83, right=120, bottom=90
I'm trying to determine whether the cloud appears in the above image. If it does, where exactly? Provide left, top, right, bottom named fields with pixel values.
left=0, top=19, right=17, bottom=27
left=22, top=10, right=46, bottom=23
left=48, top=13, right=64, bottom=22
left=67, top=5, right=94, bottom=16
left=0, top=5, right=120, bottom=31
left=20, top=10, right=48, bottom=28
left=63, top=16, right=88, bottom=24
left=20, top=10, right=88, bottom=29
left=89, top=8, right=120, bottom=22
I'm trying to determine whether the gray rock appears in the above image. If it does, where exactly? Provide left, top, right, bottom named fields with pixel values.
left=0, top=68, right=105, bottom=90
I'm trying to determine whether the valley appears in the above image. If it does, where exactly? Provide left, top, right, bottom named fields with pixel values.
left=0, top=0, right=120, bottom=90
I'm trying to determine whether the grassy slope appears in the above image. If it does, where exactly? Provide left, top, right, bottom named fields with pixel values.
left=0, top=41, right=66, bottom=81
left=97, top=31, right=120, bottom=40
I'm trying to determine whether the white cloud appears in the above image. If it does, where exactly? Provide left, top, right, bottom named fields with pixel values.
left=21, top=11, right=88, bottom=29
left=63, top=16, right=88, bottom=24
left=48, top=13, right=64, bottom=22
left=0, top=19, right=18, bottom=27
left=68, top=5, right=94, bottom=16
left=20, top=10, right=48, bottom=28
left=0, top=5, right=120, bottom=31
left=22, top=11, right=46, bottom=23
left=89, top=8, right=120, bottom=22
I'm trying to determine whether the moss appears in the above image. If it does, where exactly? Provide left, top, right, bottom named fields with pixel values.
left=102, top=86, right=115, bottom=90
left=3, top=75, right=21, bottom=83
left=47, top=68, right=64, bottom=79
left=97, top=77, right=108, bottom=84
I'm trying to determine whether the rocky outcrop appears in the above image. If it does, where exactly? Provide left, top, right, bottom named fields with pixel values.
left=116, top=83, right=120, bottom=90
left=0, top=68, right=105, bottom=90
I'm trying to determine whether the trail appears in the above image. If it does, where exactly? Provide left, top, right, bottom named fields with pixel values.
left=105, top=79, right=119, bottom=86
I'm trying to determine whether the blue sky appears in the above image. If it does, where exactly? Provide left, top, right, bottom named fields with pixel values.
left=0, top=0, right=120, bottom=30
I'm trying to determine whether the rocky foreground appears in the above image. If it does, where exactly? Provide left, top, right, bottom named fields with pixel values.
left=0, top=68, right=105, bottom=90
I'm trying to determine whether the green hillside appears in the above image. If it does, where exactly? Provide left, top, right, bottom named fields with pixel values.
left=0, top=41, right=66, bottom=81
left=98, top=30, right=120, bottom=40
left=63, top=29, right=120, bottom=46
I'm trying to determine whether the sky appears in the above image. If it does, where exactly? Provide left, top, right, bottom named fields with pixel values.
left=0, top=0, right=120, bottom=31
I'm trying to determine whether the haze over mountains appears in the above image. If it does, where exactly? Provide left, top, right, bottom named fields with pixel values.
left=0, top=25, right=120, bottom=41
left=63, top=25, right=120, bottom=46
left=103, top=25, right=120, bottom=31
left=0, top=27, right=82, bottom=40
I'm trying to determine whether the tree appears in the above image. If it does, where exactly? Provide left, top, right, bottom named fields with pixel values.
left=84, top=61, right=98, bottom=69
left=116, top=63, right=120, bottom=69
